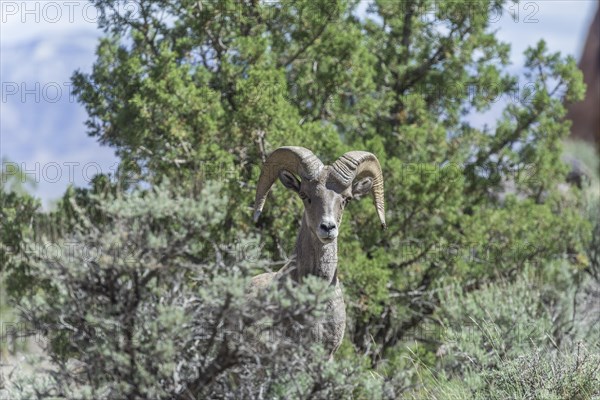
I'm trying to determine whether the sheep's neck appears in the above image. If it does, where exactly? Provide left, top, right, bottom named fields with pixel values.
left=292, top=214, right=338, bottom=285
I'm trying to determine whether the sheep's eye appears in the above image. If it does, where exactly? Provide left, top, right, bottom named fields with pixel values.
left=299, top=192, right=311, bottom=203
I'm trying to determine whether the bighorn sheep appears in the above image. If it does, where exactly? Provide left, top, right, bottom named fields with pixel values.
left=250, top=146, right=386, bottom=356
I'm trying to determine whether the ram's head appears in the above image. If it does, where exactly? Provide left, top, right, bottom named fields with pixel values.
left=253, top=147, right=386, bottom=243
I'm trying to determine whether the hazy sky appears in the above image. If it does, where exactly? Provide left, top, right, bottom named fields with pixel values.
left=1, top=1, right=598, bottom=207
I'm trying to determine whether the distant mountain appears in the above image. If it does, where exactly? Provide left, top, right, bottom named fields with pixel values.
left=1, top=30, right=119, bottom=208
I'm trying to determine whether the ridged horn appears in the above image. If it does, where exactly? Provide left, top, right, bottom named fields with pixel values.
left=330, top=151, right=386, bottom=229
left=253, top=146, right=324, bottom=222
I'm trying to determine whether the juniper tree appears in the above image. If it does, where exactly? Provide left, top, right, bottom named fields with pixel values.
left=69, top=0, right=588, bottom=362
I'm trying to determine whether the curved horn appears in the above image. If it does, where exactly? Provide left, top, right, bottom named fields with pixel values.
left=253, top=146, right=323, bottom=222
left=330, top=151, right=386, bottom=229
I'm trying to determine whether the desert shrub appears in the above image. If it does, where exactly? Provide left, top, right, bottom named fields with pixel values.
left=435, top=265, right=571, bottom=377
left=391, top=262, right=600, bottom=398
left=2, top=182, right=382, bottom=399
left=397, top=343, right=600, bottom=400
left=479, top=343, right=600, bottom=400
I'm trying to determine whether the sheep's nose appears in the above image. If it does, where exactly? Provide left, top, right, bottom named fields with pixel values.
left=320, top=222, right=336, bottom=232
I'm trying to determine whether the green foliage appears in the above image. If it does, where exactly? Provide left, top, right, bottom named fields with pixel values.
left=1, top=188, right=41, bottom=299
left=396, top=344, right=600, bottom=400
left=3, top=183, right=385, bottom=398
left=389, top=261, right=600, bottom=399
left=436, top=265, right=573, bottom=377
left=480, top=343, right=600, bottom=400
left=2, top=0, right=598, bottom=398
left=1, top=157, right=37, bottom=195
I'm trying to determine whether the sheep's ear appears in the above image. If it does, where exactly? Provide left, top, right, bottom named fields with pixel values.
left=352, top=177, right=373, bottom=199
left=279, top=170, right=301, bottom=193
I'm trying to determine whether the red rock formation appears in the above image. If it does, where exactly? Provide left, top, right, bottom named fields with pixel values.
left=566, top=4, right=599, bottom=151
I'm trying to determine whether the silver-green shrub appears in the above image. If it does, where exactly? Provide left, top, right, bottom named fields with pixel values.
left=3, top=182, right=379, bottom=399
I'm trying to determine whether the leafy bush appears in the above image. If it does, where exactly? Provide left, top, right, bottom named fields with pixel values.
left=2, top=183, right=381, bottom=399
left=2, top=0, right=598, bottom=397
left=480, top=343, right=600, bottom=400
left=390, top=262, right=600, bottom=398
left=70, top=0, right=588, bottom=363
left=436, top=266, right=569, bottom=377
